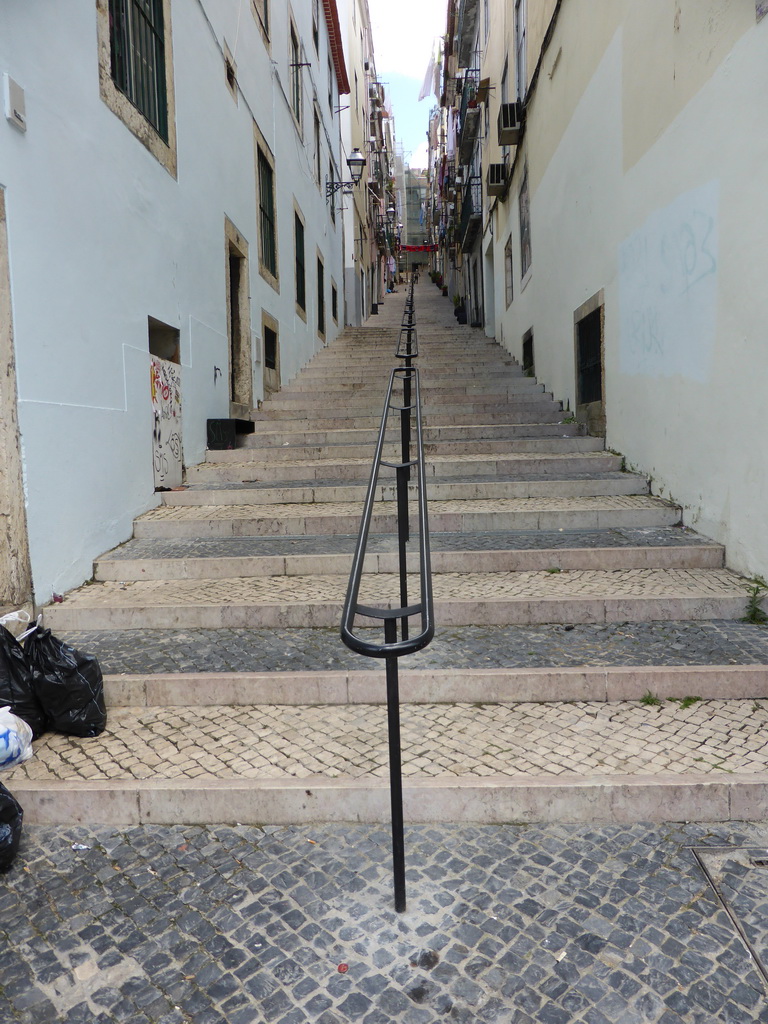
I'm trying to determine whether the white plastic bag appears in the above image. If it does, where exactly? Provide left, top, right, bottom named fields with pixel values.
left=0, top=610, right=31, bottom=640
left=0, top=706, right=34, bottom=769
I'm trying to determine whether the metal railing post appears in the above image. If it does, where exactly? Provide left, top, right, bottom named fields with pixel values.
left=340, top=287, right=433, bottom=914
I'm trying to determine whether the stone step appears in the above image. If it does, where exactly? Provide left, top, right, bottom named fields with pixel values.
left=52, top=619, right=768, bottom=676
left=42, top=567, right=750, bottom=630
left=97, top=664, right=768, bottom=706
left=7, top=689, right=768, bottom=824
left=203, top=436, right=604, bottom=464
left=293, top=366, right=527, bottom=382
left=251, top=406, right=566, bottom=426
left=134, top=494, right=681, bottom=538
left=160, top=473, right=647, bottom=508
left=94, top=528, right=724, bottom=580
left=235, top=422, right=583, bottom=448
left=184, top=451, right=622, bottom=486
left=276, top=381, right=545, bottom=399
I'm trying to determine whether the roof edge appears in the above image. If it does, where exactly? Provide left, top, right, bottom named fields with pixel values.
left=322, top=0, right=351, bottom=96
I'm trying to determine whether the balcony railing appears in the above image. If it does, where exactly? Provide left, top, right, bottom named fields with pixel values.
left=458, top=175, right=482, bottom=251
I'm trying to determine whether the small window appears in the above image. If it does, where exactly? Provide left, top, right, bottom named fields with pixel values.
left=295, top=212, right=306, bottom=314
left=317, top=256, right=325, bottom=337
left=264, top=324, right=277, bottom=370
left=515, top=0, right=527, bottom=100
left=328, top=56, right=334, bottom=111
left=148, top=316, right=180, bottom=362
left=312, top=0, right=320, bottom=52
left=224, top=46, right=237, bottom=100
left=329, top=160, right=336, bottom=223
left=331, top=282, right=338, bottom=323
left=108, top=0, right=169, bottom=140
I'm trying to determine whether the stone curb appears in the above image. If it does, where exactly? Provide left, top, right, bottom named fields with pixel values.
left=13, top=772, right=768, bottom=825
left=102, top=664, right=768, bottom=706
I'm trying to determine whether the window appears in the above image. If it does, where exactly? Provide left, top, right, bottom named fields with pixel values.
left=515, top=0, right=527, bottom=100
left=331, top=282, right=338, bottom=324
left=312, top=0, right=319, bottom=51
left=519, top=163, right=531, bottom=281
left=290, top=24, right=302, bottom=129
left=504, top=235, right=514, bottom=307
left=329, top=160, right=336, bottom=223
left=98, top=0, right=176, bottom=173
left=108, top=0, right=169, bottom=140
left=328, top=56, right=334, bottom=111
left=258, top=146, right=278, bottom=283
left=317, top=256, right=325, bottom=337
left=295, top=212, right=306, bottom=315
left=252, top=0, right=269, bottom=40
left=314, top=110, right=321, bottom=186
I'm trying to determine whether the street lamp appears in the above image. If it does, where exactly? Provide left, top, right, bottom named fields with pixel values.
left=326, top=148, right=366, bottom=202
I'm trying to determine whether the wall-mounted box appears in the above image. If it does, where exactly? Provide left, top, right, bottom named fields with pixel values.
left=3, top=74, right=26, bottom=133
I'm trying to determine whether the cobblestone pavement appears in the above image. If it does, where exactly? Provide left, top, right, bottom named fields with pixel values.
left=8, top=698, right=768, bottom=783
left=138, top=495, right=671, bottom=522
left=55, top=568, right=748, bottom=610
left=58, top=621, right=768, bottom=675
left=3, top=820, right=768, bottom=1023
left=101, top=529, right=714, bottom=561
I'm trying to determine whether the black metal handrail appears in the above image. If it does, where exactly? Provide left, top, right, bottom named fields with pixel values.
left=340, top=283, right=433, bottom=913
left=340, top=367, right=433, bottom=658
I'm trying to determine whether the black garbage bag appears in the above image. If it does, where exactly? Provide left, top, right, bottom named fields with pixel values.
left=0, top=626, right=46, bottom=739
left=0, top=782, right=23, bottom=872
left=25, top=628, right=107, bottom=737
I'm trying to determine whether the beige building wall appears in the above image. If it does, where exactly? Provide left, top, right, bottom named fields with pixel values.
left=0, top=189, right=32, bottom=608
left=490, top=0, right=768, bottom=578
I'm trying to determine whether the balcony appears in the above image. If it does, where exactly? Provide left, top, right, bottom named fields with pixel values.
left=458, top=175, right=482, bottom=252
left=458, top=69, right=481, bottom=165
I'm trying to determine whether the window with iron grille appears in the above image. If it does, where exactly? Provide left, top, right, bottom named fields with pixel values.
left=295, top=213, right=306, bottom=313
left=317, top=256, right=325, bottom=337
left=108, top=0, right=168, bottom=140
left=258, top=148, right=277, bottom=279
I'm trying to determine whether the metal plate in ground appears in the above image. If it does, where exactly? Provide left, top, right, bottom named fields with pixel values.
left=693, top=846, right=768, bottom=986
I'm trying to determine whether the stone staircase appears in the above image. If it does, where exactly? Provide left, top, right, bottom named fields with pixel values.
left=8, top=281, right=768, bottom=825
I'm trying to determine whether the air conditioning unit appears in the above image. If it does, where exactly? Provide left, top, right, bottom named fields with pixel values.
left=487, top=163, right=508, bottom=197
left=497, top=102, right=522, bottom=146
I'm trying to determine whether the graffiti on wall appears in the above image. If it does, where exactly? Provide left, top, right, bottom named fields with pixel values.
left=150, top=356, right=182, bottom=488
left=758, top=2, right=768, bottom=22
left=619, top=181, right=719, bottom=382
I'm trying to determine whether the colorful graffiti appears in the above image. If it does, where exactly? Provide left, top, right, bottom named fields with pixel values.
left=150, top=357, right=183, bottom=488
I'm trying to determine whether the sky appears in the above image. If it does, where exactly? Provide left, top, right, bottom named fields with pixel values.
left=367, top=0, right=448, bottom=168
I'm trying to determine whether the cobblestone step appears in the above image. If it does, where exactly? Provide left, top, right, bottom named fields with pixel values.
left=160, top=474, right=648, bottom=508
left=184, top=451, right=623, bottom=486
left=134, top=495, right=680, bottom=538
left=94, top=531, right=724, bottom=581
left=41, top=567, right=751, bottom=630
left=8, top=694, right=768, bottom=824
left=54, top=620, right=768, bottom=675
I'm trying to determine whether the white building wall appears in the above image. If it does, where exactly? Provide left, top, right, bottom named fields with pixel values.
left=495, top=9, right=768, bottom=579
left=0, top=0, right=345, bottom=603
